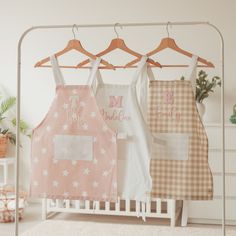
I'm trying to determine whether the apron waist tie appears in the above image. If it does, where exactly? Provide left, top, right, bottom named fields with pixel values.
left=141, top=202, right=146, bottom=222
left=135, top=200, right=147, bottom=222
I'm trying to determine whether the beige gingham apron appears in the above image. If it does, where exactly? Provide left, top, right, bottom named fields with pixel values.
left=147, top=56, right=213, bottom=200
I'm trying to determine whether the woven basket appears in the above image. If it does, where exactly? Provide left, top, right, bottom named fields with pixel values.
left=0, top=185, right=27, bottom=223
left=0, top=135, right=8, bottom=158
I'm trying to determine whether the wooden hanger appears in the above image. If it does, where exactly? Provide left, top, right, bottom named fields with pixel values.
left=125, top=23, right=214, bottom=68
left=77, top=23, right=162, bottom=69
left=35, top=25, right=114, bottom=69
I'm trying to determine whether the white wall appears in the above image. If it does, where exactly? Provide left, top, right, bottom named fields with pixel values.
left=0, top=0, right=235, bottom=190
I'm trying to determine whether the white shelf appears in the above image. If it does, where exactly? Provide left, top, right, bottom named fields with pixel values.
left=0, top=157, right=15, bottom=186
left=188, top=124, right=236, bottom=224
left=204, top=122, right=236, bottom=127
left=0, top=156, right=15, bottom=164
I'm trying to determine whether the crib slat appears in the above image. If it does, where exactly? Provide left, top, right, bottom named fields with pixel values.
left=55, top=199, right=59, bottom=208
left=75, top=200, right=80, bottom=209
left=168, top=199, right=176, bottom=227
left=105, top=201, right=110, bottom=211
left=57, top=199, right=63, bottom=208
left=81, top=200, right=85, bottom=209
left=85, top=200, right=90, bottom=210
left=156, top=199, right=161, bottom=214
left=42, top=198, right=47, bottom=220
left=167, top=199, right=175, bottom=214
left=115, top=198, right=120, bottom=212
left=65, top=200, right=70, bottom=209
left=125, top=199, right=130, bottom=212
left=146, top=200, right=151, bottom=214
left=95, top=201, right=99, bottom=210
left=136, top=201, right=140, bottom=216
left=48, top=199, right=53, bottom=207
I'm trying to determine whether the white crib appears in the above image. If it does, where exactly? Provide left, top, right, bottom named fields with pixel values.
left=42, top=198, right=178, bottom=226
left=41, top=133, right=180, bottom=226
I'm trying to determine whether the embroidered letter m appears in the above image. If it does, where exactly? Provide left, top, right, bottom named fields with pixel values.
left=109, top=96, right=123, bottom=108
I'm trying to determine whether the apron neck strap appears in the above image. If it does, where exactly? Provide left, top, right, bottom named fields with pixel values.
left=186, top=55, right=198, bottom=95
left=87, top=57, right=102, bottom=86
left=186, top=55, right=198, bottom=78
left=50, top=55, right=65, bottom=86
left=133, top=56, right=150, bottom=122
left=131, top=55, right=148, bottom=85
left=146, top=65, right=156, bottom=81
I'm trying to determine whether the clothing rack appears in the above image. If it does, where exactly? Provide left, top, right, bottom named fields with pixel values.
left=16, top=21, right=225, bottom=236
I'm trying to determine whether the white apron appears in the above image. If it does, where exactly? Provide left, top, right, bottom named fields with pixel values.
left=94, top=56, right=152, bottom=204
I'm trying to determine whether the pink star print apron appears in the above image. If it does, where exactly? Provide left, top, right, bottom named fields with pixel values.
left=30, top=56, right=117, bottom=202
left=146, top=55, right=213, bottom=200
left=94, top=56, right=152, bottom=203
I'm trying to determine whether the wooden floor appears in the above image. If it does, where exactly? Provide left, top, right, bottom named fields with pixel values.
left=0, top=202, right=235, bottom=236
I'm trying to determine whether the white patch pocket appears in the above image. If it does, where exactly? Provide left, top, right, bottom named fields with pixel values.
left=152, top=133, right=189, bottom=161
left=54, top=135, right=93, bottom=161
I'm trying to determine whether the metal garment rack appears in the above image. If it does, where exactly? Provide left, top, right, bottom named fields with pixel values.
left=16, top=21, right=225, bottom=236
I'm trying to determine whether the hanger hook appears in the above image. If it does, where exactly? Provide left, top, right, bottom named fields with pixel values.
left=166, top=21, right=171, bottom=38
left=114, top=23, right=123, bottom=38
left=72, top=24, right=79, bottom=39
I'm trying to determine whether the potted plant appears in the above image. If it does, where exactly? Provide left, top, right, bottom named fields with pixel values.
left=181, top=70, right=221, bottom=118
left=0, top=95, right=30, bottom=158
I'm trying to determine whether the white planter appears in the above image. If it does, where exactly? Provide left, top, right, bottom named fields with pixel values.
left=196, top=102, right=205, bottom=119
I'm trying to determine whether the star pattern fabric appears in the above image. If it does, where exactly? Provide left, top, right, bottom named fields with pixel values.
left=31, top=86, right=117, bottom=202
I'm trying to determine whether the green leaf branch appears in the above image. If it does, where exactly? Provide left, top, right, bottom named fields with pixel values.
left=0, top=95, right=31, bottom=145
left=181, top=70, right=221, bottom=103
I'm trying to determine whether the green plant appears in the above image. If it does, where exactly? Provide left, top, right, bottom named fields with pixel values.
left=181, top=70, right=221, bottom=103
left=0, top=95, right=30, bottom=145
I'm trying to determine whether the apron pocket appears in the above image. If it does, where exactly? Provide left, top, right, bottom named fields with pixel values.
left=152, top=133, right=189, bottom=161
left=54, top=135, right=93, bottom=161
